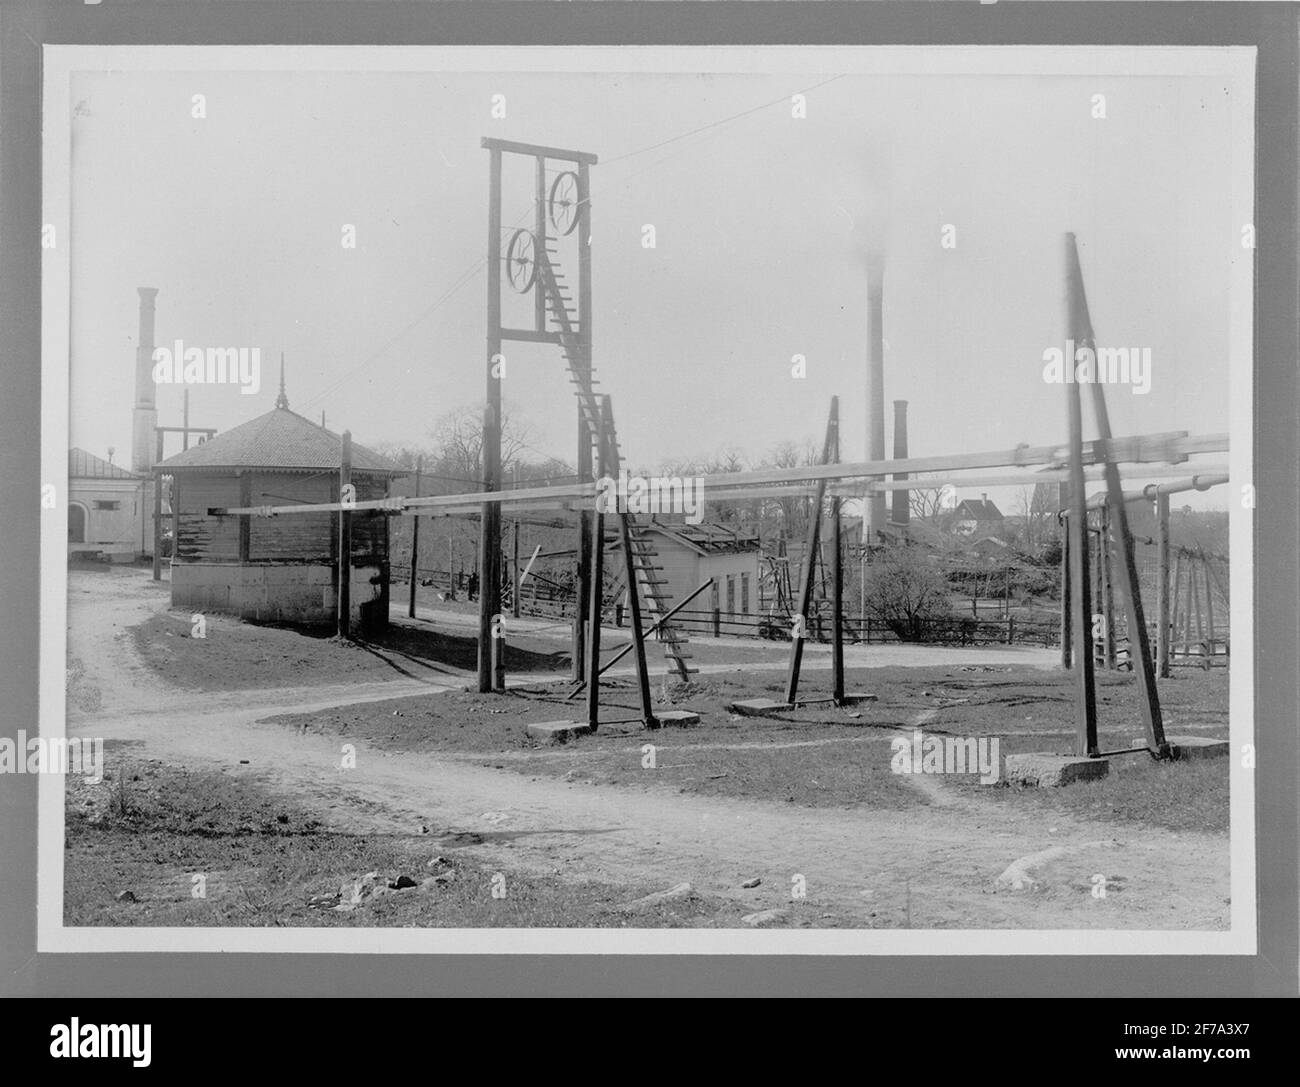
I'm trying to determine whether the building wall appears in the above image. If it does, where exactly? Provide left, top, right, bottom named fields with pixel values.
left=703, top=550, right=762, bottom=636
left=67, top=478, right=145, bottom=561
left=628, top=532, right=761, bottom=637
left=174, top=470, right=390, bottom=565
left=170, top=469, right=391, bottom=632
left=171, top=561, right=387, bottom=631
left=174, top=475, right=241, bottom=561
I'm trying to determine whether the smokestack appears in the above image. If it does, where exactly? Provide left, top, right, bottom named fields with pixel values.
left=131, top=288, right=159, bottom=474
left=891, top=399, right=909, bottom=527
left=865, top=258, right=887, bottom=540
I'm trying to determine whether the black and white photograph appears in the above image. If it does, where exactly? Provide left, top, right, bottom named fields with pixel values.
left=35, top=43, right=1255, bottom=956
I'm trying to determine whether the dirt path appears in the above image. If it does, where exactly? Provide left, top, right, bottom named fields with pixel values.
left=65, top=571, right=1229, bottom=930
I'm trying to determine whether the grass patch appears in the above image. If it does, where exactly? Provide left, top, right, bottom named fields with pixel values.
left=259, top=664, right=1229, bottom=832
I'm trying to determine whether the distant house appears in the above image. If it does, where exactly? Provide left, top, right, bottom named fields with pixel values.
left=156, top=393, right=404, bottom=632
left=68, top=449, right=147, bottom=563
left=953, top=494, right=1004, bottom=538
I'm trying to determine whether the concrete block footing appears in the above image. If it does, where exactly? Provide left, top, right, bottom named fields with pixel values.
left=525, top=720, right=595, bottom=745
left=1005, top=753, right=1110, bottom=788
left=726, top=698, right=793, bottom=717
left=653, top=710, right=701, bottom=728
left=1166, top=736, right=1230, bottom=761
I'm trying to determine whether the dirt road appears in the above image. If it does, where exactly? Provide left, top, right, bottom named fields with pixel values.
left=65, top=570, right=1229, bottom=930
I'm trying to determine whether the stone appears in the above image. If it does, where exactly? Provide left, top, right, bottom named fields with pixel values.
left=389, top=874, right=417, bottom=890
left=836, top=693, right=878, bottom=705
left=1167, top=736, right=1230, bottom=761
left=525, top=720, right=596, bottom=745
left=741, top=908, right=789, bottom=927
left=654, top=710, right=701, bottom=727
left=115, top=890, right=137, bottom=903
left=726, top=698, right=793, bottom=717
left=620, top=882, right=694, bottom=911
left=1005, top=753, right=1109, bottom=788
left=741, top=877, right=762, bottom=889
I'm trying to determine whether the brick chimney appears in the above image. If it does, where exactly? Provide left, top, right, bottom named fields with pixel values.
left=890, top=399, right=909, bottom=526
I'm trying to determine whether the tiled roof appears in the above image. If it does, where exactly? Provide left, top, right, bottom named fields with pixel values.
left=955, top=499, right=1003, bottom=520
left=157, top=407, right=403, bottom=474
left=69, top=448, right=140, bottom=479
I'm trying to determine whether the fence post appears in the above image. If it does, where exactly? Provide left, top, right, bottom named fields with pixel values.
left=1007, top=617, right=1015, bottom=645
left=712, top=607, right=721, bottom=638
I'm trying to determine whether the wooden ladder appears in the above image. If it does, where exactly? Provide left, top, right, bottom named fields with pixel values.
left=536, top=246, right=695, bottom=684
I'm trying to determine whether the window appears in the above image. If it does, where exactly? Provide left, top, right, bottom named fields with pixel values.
left=740, top=573, right=750, bottom=615
left=726, top=575, right=735, bottom=615
left=93, top=500, right=120, bottom=511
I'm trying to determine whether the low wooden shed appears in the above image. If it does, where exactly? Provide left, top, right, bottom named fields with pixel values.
left=156, top=395, right=403, bottom=632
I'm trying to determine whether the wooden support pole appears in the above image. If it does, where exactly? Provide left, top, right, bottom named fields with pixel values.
left=152, top=472, right=163, bottom=581
left=171, top=476, right=180, bottom=574
left=586, top=505, right=606, bottom=730
left=1202, top=551, right=1216, bottom=659
left=408, top=456, right=422, bottom=619
left=618, top=517, right=654, bottom=726
left=512, top=514, right=521, bottom=619
left=1059, top=509, right=1071, bottom=668
left=534, top=156, right=547, bottom=333
left=1063, top=239, right=1098, bottom=757
left=830, top=401, right=845, bottom=705
left=573, top=162, right=594, bottom=683
left=1067, top=233, right=1167, bottom=754
left=1101, top=505, right=1116, bottom=669
left=1171, top=549, right=1184, bottom=659
left=1155, top=492, right=1171, bottom=676
left=238, top=472, right=251, bottom=562
left=338, top=430, right=352, bottom=639
left=478, top=146, right=503, bottom=692
left=785, top=397, right=838, bottom=706
left=597, top=397, right=654, bottom=727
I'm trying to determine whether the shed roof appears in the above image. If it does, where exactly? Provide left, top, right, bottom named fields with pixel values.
left=69, top=448, right=140, bottom=480
left=643, top=519, right=760, bottom=556
left=156, top=406, right=403, bottom=474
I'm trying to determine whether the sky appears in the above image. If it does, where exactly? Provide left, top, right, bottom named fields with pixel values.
left=65, top=50, right=1249, bottom=511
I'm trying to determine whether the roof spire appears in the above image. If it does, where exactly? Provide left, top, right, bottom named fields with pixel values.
left=275, top=352, right=289, bottom=410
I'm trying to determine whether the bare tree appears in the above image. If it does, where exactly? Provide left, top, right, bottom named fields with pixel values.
left=909, top=486, right=950, bottom=522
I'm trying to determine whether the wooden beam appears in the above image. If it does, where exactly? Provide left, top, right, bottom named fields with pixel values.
left=479, top=144, right=503, bottom=693
left=337, top=431, right=352, bottom=639
left=1156, top=492, right=1171, bottom=677
left=785, top=398, right=837, bottom=706
left=1063, top=239, right=1098, bottom=758
left=408, top=456, right=422, bottom=619
left=480, top=136, right=598, bottom=165
left=830, top=401, right=844, bottom=705
left=1068, top=233, right=1167, bottom=755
